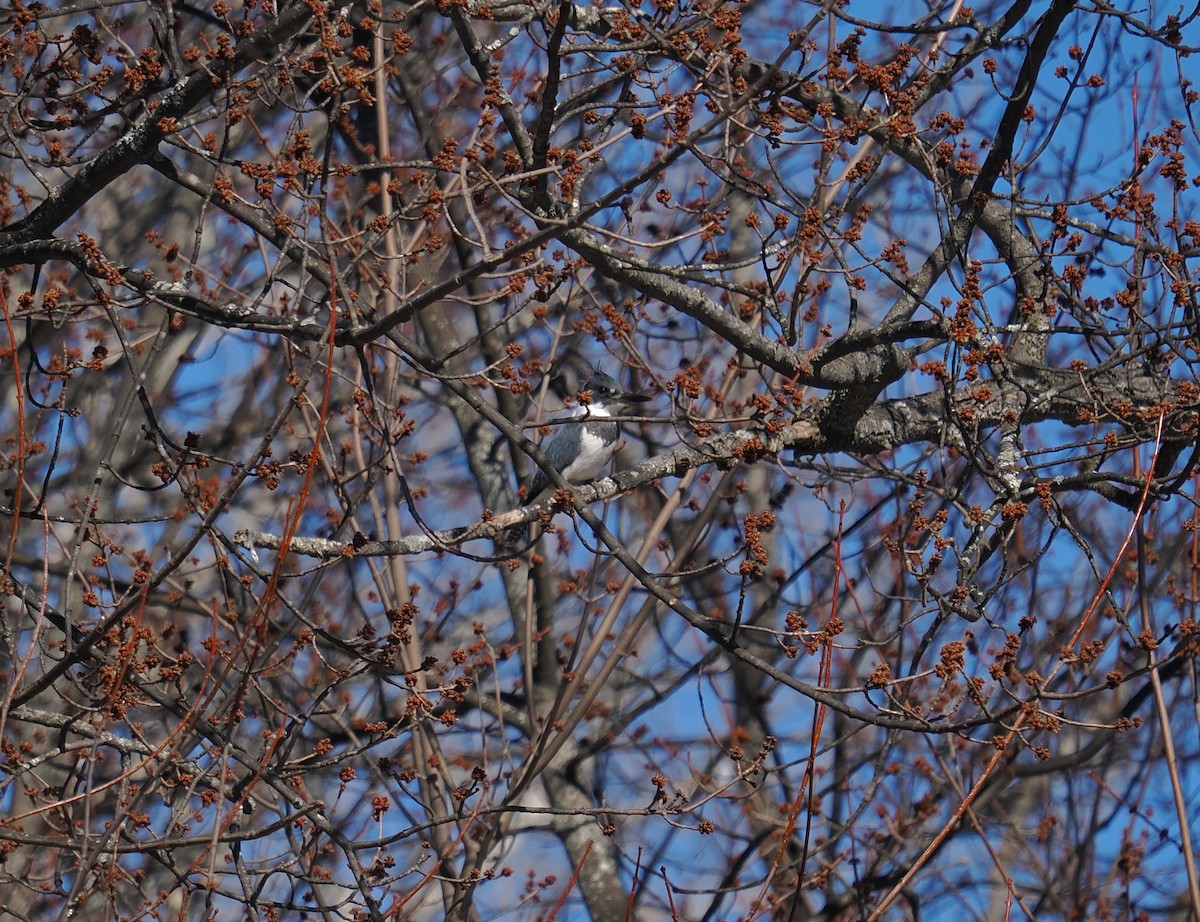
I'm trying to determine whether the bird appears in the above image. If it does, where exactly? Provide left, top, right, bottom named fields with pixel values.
left=524, top=371, right=652, bottom=503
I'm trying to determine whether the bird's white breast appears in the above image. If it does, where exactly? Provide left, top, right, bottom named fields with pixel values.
left=561, top=424, right=615, bottom=482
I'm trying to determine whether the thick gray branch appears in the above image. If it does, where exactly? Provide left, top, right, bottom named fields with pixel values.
left=235, top=359, right=1191, bottom=558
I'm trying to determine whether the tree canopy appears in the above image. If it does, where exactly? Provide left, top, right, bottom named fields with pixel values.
left=2, top=0, right=1200, bottom=919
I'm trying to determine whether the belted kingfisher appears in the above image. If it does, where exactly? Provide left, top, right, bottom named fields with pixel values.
left=524, top=371, right=651, bottom=502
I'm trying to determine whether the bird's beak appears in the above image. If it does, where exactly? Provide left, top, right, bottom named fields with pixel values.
left=619, top=393, right=652, bottom=409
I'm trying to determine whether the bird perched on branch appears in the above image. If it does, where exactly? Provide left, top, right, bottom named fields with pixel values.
left=524, top=371, right=652, bottom=503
